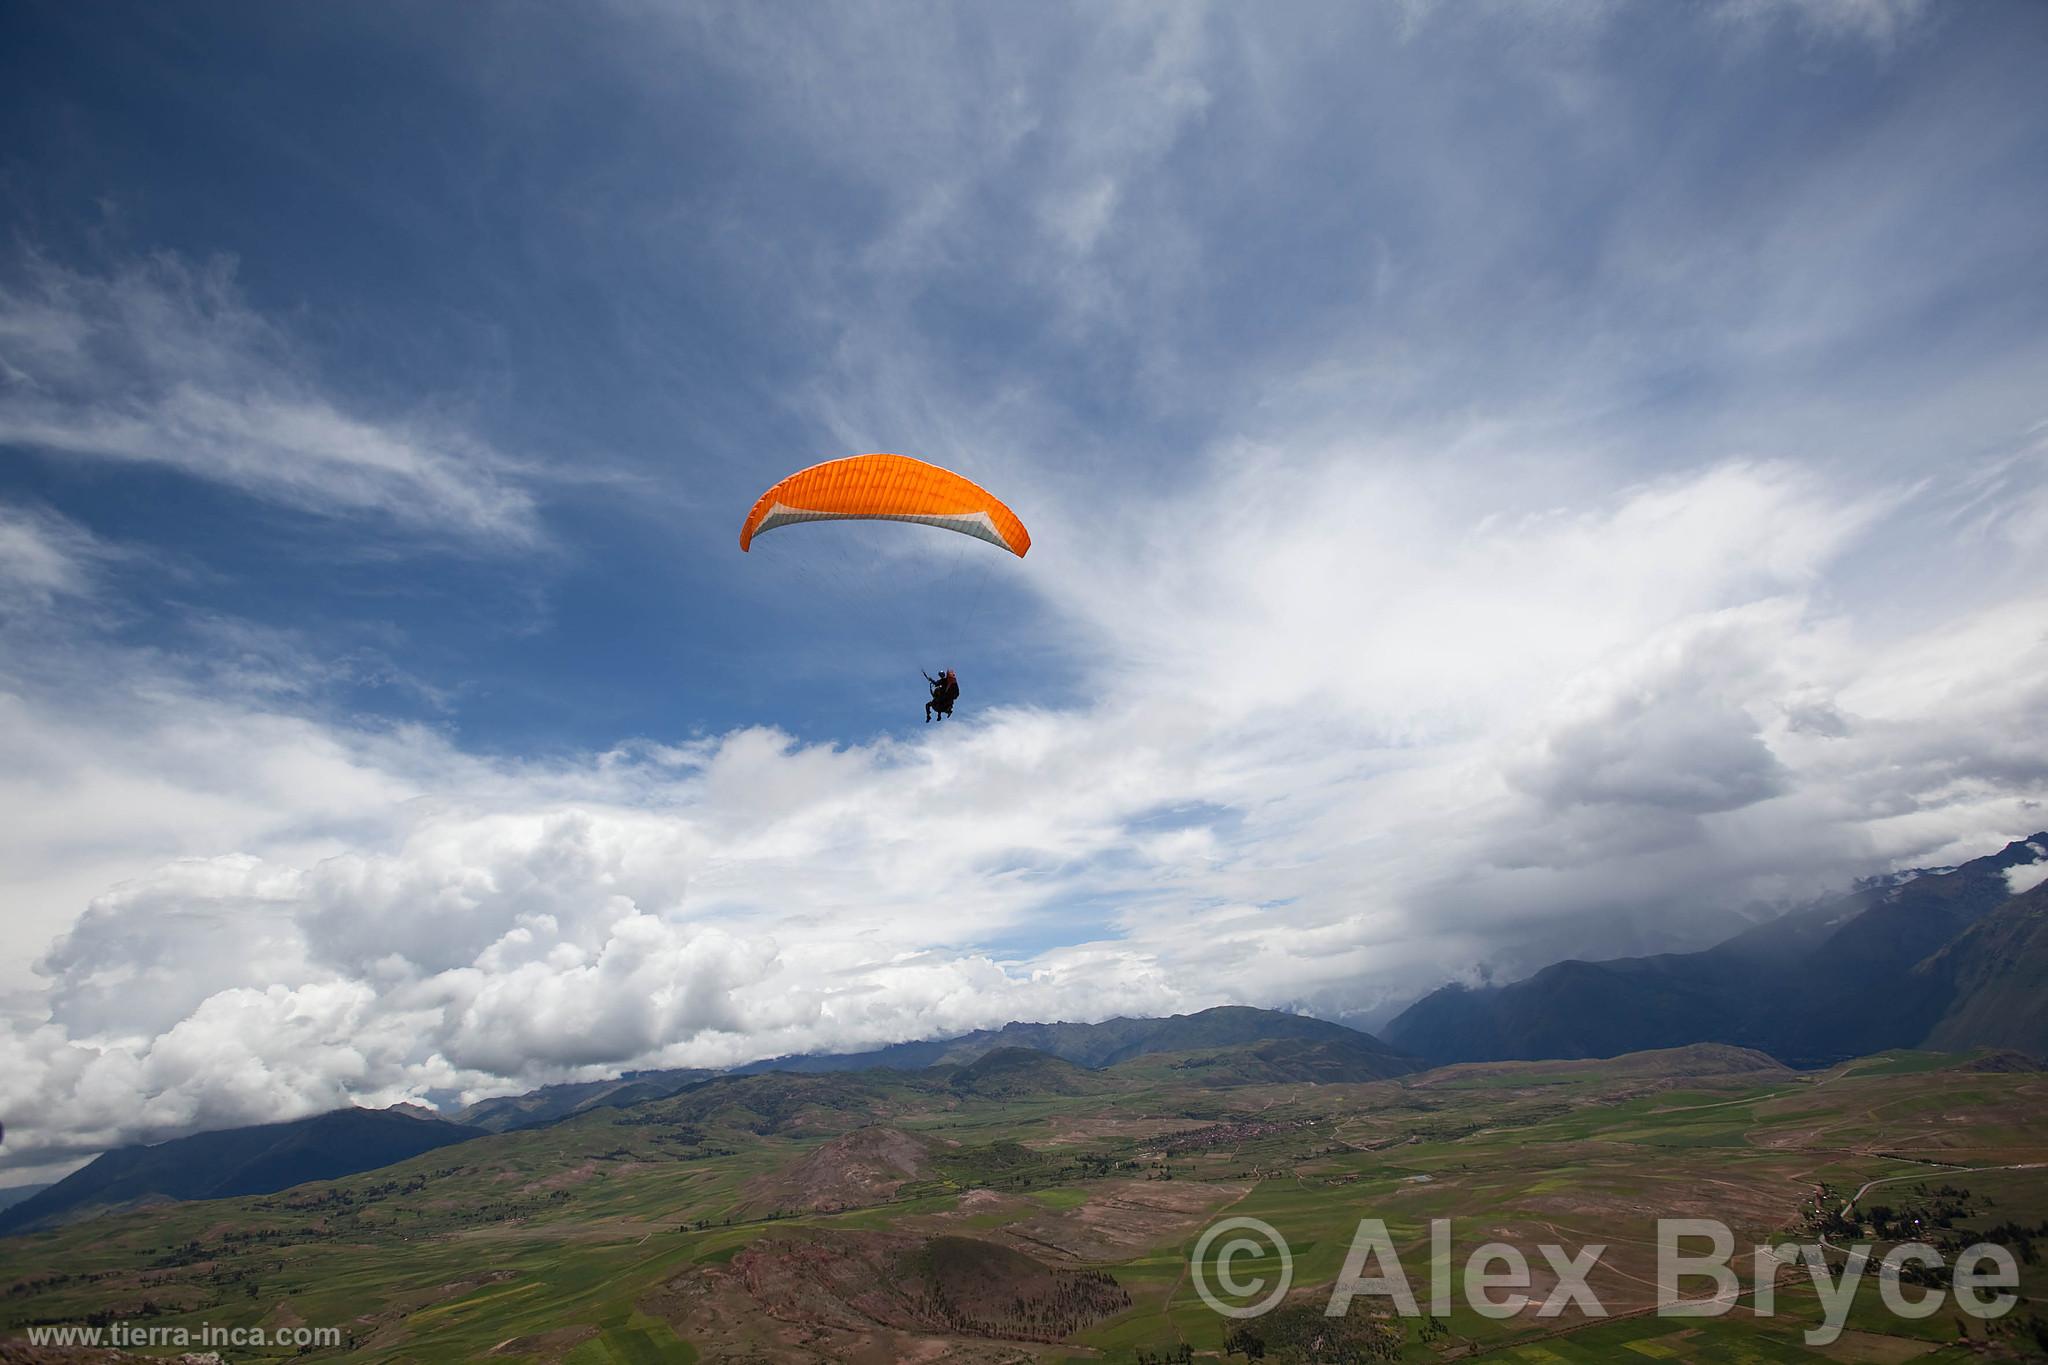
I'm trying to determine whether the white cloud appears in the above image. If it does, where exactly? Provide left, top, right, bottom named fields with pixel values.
left=1714, top=0, right=1932, bottom=52
left=6, top=452, right=2047, bottom=1170
left=0, top=253, right=543, bottom=547
left=0, top=502, right=109, bottom=609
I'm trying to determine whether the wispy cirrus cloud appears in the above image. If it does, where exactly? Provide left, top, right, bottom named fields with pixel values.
left=0, top=253, right=543, bottom=548
left=0, top=501, right=115, bottom=609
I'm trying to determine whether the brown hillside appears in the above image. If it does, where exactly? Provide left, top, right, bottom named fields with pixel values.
left=645, top=1228, right=1128, bottom=1358
left=737, top=1126, right=939, bottom=1218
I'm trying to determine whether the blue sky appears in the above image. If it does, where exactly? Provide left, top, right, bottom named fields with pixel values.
left=3, top=0, right=2047, bottom=1177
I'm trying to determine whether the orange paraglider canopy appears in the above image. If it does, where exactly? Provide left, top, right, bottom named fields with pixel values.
left=739, top=453, right=1030, bottom=557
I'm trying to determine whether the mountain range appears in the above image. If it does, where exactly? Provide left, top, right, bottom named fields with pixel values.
left=0, top=1105, right=487, bottom=1236
left=738, top=1003, right=1405, bottom=1074
left=6, top=1007, right=1410, bottom=1235
left=1918, top=875, right=2048, bottom=1053
left=455, top=1067, right=718, bottom=1133
left=448, top=1004, right=1412, bottom=1132
left=1385, top=833, right=2048, bottom=1066
left=0, top=1185, right=48, bottom=1216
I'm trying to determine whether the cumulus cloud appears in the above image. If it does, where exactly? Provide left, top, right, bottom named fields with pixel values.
left=7, top=450, right=2048, bottom=1171
left=0, top=717, right=1198, bottom=1165
left=0, top=253, right=542, bottom=547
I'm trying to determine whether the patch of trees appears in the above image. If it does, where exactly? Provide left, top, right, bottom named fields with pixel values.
left=614, top=1116, right=701, bottom=1133
left=1861, top=1183, right=1981, bottom=1245
left=1160, top=1119, right=1306, bottom=1154
left=247, top=1171, right=431, bottom=1217
left=11, top=1296, right=177, bottom=1330
left=1134, top=1345, right=1194, bottom=1364
left=913, top=1265, right=1129, bottom=1342
left=615, top=1119, right=736, bottom=1160
left=653, top=1136, right=738, bottom=1160
left=6, top=1269, right=118, bottom=1297
left=1221, top=1303, right=1408, bottom=1362
left=1979, top=1219, right=2048, bottom=1264
left=908, top=1139, right=1069, bottom=1196
left=1798, top=1183, right=1855, bottom=1240
left=2022, top=1313, right=2048, bottom=1354
left=151, top=1237, right=224, bottom=1269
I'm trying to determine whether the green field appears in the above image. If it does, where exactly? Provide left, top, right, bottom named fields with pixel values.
left=4, top=1047, right=2046, bottom=1362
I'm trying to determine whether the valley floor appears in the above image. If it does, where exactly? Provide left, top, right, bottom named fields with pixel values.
left=4, top=1046, right=2046, bottom=1363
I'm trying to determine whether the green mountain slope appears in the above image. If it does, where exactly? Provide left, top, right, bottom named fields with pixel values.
left=736, top=1004, right=1410, bottom=1076
left=1386, top=834, right=2047, bottom=1066
left=1918, top=877, right=2048, bottom=1056
left=1114, top=1034, right=1420, bottom=1086
left=0, top=1106, right=486, bottom=1235
left=456, top=1067, right=716, bottom=1132
left=947, top=1046, right=1112, bottom=1097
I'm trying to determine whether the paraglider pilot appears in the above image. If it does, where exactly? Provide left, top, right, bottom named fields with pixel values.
left=924, top=669, right=959, bottom=722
